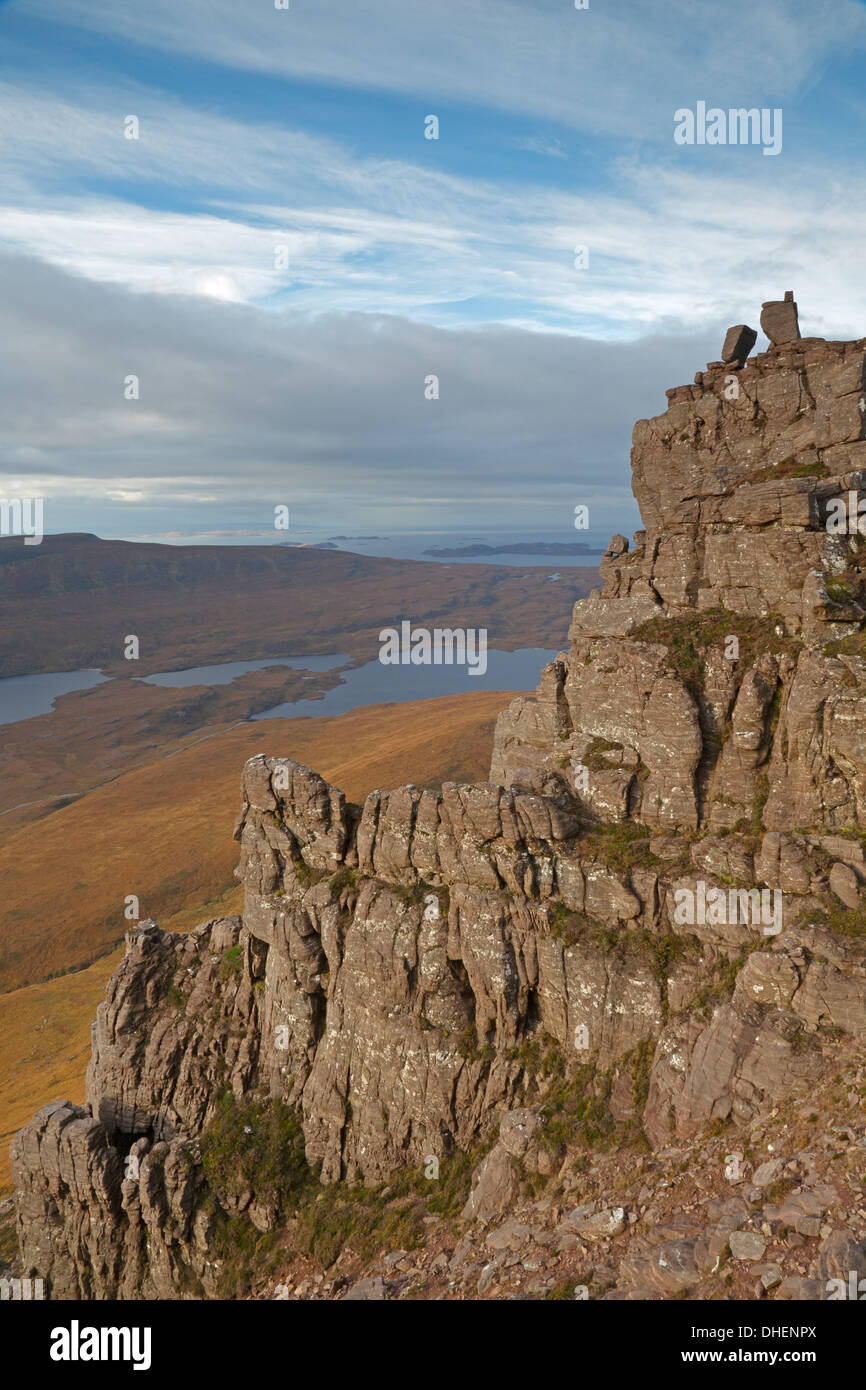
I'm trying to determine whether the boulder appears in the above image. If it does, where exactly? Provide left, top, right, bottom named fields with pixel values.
left=829, top=861, right=861, bottom=909
left=760, top=292, right=801, bottom=346
left=722, top=324, right=757, bottom=366
left=729, top=1230, right=767, bottom=1261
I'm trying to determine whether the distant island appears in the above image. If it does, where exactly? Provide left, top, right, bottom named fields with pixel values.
left=278, top=541, right=339, bottom=549
left=328, top=535, right=389, bottom=541
left=423, top=541, right=600, bottom=558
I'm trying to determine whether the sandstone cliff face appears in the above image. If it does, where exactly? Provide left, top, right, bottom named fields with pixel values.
left=492, top=336, right=866, bottom=831
left=12, top=314, right=866, bottom=1299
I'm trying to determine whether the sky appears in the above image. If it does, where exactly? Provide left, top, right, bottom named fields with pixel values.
left=1, top=0, right=866, bottom=544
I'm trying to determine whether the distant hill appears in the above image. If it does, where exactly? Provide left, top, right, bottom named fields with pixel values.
left=0, top=533, right=598, bottom=678
left=424, top=541, right=599, bottom=557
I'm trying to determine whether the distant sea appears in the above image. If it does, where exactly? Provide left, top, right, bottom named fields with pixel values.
left=118, top=529, right=608, bottom=568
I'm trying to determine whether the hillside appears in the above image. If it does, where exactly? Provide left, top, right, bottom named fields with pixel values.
left=10, top=301, right=866, bottom=1304
left=0, top=690, right=516, bottom=995
left=0, top=533, right=597, bottom=677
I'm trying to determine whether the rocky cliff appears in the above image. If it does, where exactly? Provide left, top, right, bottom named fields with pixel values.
left=11, top=297, right=866, bottom=1300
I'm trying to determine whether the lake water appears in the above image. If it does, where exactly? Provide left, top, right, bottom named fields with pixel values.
left=0, top=647, right=556, bottom=729
left=0, top=669, right=110, bottom=726
left=252, top=647, right=556, bottom=720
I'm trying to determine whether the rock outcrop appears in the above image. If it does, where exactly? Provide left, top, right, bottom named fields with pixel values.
left=11, top=298, right=866, bottom=1300
left=761, top=291, right=801, bottom=346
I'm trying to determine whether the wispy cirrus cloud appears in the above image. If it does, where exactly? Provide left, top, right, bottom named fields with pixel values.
left=2, top=6, right=866, bottom=336
left=18, top=0, right=866, bottom=139
left=512, top=136, right=567, bottom=159
left=2, top=137, right=866, bottom=341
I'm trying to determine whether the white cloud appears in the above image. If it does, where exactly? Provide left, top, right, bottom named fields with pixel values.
left=0, top=251, right=717, bottom=536
left=3, top=0, right=865, bottom=544
left=512, top=136, right=567, bottom=159
left=2, top=153, right=866, bottom=340
left=3, top=57, right=866, bottom=338
left=20, top=0, right=866, bottom=137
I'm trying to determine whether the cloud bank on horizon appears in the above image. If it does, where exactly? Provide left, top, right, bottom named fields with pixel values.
left=1, top=0, right=865, bottom=538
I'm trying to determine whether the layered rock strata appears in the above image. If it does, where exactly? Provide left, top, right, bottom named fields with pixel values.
left=12, top=304, right=866, bottom=1299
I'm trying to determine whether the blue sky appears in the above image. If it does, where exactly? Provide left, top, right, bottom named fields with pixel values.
left=2, top=0, right=866, bottom=542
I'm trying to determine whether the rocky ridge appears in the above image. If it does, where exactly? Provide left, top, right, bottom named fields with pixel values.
left=10, top=296, right=866, bottom=1300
